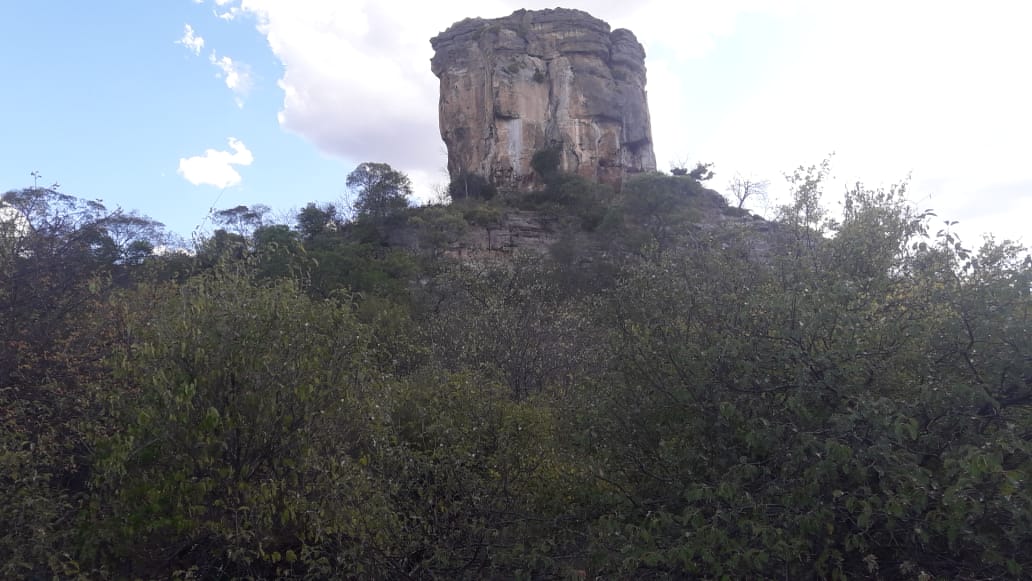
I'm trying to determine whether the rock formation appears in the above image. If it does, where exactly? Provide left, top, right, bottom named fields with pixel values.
left=430, top=8, right=657, bottom=191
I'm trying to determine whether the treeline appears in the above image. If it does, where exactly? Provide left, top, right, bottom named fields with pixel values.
left=1, top=162, right=1031, bottom=579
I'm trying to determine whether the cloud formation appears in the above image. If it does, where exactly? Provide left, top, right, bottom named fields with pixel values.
left=177, top=20, right=252, bottom=106
left=214, top=0, right=243, bottom=21
left=178, top=138, right=254, bottom=188
left=223, top=1, right=449, bottom=173
left=209, top=52, right=253, bottom=106
left=175, top=24, right=205, bottom=55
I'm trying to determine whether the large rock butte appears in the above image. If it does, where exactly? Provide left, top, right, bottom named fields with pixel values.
left=431, top=8, right=657, bottom=191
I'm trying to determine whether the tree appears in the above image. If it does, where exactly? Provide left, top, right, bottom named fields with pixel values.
left=89, top=271, right=376, bottom=578
left=0, top=187, right=164, bottom=578
left=347, top=162, right=412, bottom=221
left=212, top=204, right=269, bottom=237
left=568, top=171, right=1032, bottom=579
left=669, top=156, right=691, bottom=176
left=531, top=145, right=562, bottom=181
left=0, top=187, right=164, bottom=385
left=670, top=161, right=714, bottom=181
left=419, top=256, right=601, bottom=400
left=295, top=202, right=338, bottom=241
left=447, top=170, right=496, bottom=202
left=688, top=161, right=715, bottom=181
left=727, top=173, right=769, bottom=209
left=615, top=172, right=713, bottom=256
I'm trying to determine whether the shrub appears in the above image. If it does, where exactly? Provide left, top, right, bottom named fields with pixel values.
left=463, top=205, right=502, bottom=227
left=448, top=171, right=497, bottom=202
left=87, top=272, right=376, bottom=578
left=530, top=145, right=562, bottom=179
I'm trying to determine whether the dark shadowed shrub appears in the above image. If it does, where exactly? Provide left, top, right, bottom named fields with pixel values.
left=448, top=171, right=497, bottom=201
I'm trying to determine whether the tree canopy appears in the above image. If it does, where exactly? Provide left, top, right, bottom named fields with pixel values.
left=347, top=162, right=412, bottom=221
left=2, top=164, right=1032, bottom=579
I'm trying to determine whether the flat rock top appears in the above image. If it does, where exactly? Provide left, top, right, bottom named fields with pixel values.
left=431, top=8, right=645, bottom=69
left=431, top=8, right=610, bottom=47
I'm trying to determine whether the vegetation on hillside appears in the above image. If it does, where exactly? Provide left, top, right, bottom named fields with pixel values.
left=1, top=162, right=1030, bottom=579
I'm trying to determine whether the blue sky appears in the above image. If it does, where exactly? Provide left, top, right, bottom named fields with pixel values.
left=3, top=1, right=1029, bottom=246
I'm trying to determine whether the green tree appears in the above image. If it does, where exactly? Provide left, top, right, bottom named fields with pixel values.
left=0, top=187, right=163, bottom=579
left=613, top=172, right=718, bottom=256
left=530, top=144, right=562, bottom=181
left=295, top=202, right=339, bottom=241
left=567, top=171, right=1032, bottom=579
left=88, top=271, right=377, bottom=578
left=212, top=204, right=270, bottom=237
left=253, top=223, right=306, bottom=280
left=447, top=170, right=496, bottom=202
left=347, top=162, right=412, bottom=222
left=419, top=256, right=602, bottom=400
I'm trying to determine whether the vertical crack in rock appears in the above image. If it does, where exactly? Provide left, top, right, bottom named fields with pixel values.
left=431, top=8, right=657, bottom=191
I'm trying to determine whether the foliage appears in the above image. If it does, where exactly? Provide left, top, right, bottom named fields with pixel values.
left=295, top=202, right=340, bottom=241
left=252, top=223, right=307, bottom=280
left=0, top=188, right=165, bottom=579
left=605, top=172, right=721, bottom=255
left=461, top=203, right=502, bottom=227
left=567, top=172, right=1032, bottom=579
left=404, top=204, right=469, bottom=254
left=212, top=204, right=270, bottom=236
left=88, top=271, right=376, bottom=578
left=418, top=255, right=603, bottom=400
left=670, top=161, right=715, bottom=181
left=517, top=172, right=610, bottom=231
left=4, top=167, right=1032, bottom=579
left=688, top=161, right=715, bottom=181
left=347, top=162, right=412, bottom=222
left=448, top=171, right=497, bottom=202
left=530, top=145, right=562, bottom=179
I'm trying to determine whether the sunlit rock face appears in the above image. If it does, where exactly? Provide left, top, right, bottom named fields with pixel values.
left=431, top=8, right=657, bottom=191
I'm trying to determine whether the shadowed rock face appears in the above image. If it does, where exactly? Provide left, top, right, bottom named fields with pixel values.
left=431, top=8, right=657, bottom=191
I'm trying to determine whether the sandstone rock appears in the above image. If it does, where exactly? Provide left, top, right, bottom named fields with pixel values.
left=431, top=8, right=657, bottom=191
left=450, top=210, right=560, bottom=260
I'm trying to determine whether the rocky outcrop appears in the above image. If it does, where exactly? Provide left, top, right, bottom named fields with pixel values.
left=452, top=210, right=560, bottom=257
left=431, top=8, right=657, bottom=191
left=388, top=208, right=561, bottom=261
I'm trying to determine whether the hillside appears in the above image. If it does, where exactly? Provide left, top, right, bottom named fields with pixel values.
left=390, top=170, right=764, bottom=261
left=3, top=161, right=1032, bottom=579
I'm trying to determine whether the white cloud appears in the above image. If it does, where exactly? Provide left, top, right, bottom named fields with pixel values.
left=178, top=138, right=254, bottom=188
left=691, top=0, right=1032, bottom=243
left=217, top=8, right=243, bottom=21
left=176, top=24, right=205, bottom=55
left=209, top=51, right=253, bottom=106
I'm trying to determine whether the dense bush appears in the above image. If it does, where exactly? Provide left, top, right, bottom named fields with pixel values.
left=3, top=164, right=1032, bottom=579
left=447, top=171, right=497, bottom=202
left=530, top=145, right=562, bottom=179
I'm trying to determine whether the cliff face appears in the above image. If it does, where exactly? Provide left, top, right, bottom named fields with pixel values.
left=430, top=8, right=657, bottom=191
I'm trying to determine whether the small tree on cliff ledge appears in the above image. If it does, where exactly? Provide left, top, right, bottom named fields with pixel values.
left=347, top=162, right=412, bottom=222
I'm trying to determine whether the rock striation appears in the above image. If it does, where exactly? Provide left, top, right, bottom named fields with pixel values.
left=431, top=8, right=657, bottom=191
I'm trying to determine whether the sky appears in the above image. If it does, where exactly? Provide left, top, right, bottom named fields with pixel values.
left=2, top=0, right=1029, bottom=246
